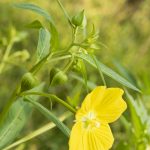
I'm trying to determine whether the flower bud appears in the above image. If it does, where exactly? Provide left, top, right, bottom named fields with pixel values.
left=21, top=72, right=38, bottom=92
left=50, top=68, right=68, bottom=86
left=72, top=10, right=85, bottom=27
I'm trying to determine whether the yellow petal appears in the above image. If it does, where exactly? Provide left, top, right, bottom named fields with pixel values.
left=93, top=87, right=127, bottom=123
left=76, top=86, right=106, bottom=120
left=69, top=122, right=114, bottom=150
left=78, top=86, right=127, bottom=123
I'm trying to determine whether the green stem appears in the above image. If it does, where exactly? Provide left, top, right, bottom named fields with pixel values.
left=0, top=40, right=14, bottom=74
left=48, top=55, right=71, bottom=63
left=0, top=85, right=20, bottom=125
left=30, top=54, right=52, bottom=75
left=63, top=54, right=74, bottom=73
left=0, top=53, right=52, bottom=123
left=20, top=91, right=76, bottom=113
left=73, top=27, right=78, bottom=43
left=56, top=0, right=72, bottom=26
left=91, top=54, right=107, bottom=86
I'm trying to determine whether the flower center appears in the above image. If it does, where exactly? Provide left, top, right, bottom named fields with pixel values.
left=81, top=112, right=100, bottom=129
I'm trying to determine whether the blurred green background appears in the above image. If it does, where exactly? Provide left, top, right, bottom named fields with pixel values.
left=0, top=0, right=150, bottom=149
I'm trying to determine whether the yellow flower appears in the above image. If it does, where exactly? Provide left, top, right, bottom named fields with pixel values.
left=69, top=86, right=127, bottom=150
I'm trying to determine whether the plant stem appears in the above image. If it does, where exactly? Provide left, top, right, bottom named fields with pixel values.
left=0, top=40, right=13, bottom=74
left=91, top=54, right=107, bottom=86
left=20, top=91, right=76, bottom=113
left=48, top=55, right=72, bottom=63
left=63, top=54, right=74, bottom=73
left=30, top=53, right=52, bottom=75
left=56, top=0, right=72, bottom=26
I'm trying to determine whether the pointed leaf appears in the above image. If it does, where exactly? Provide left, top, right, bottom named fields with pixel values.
left=37, top=28, right=51, bottom=61
left=14, top=3, right=59, bottom=51
left=76, top=53, right=141, bottom=92
left=26, top=20, right=43, bottom=29
left=14, top=3, right=54, bottom=24
left=0, top=83, right=44, bottom=149
left=25, top=97, right=70, bottom=137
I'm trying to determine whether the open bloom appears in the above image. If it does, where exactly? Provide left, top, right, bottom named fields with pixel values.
left=69, top=86, right=127, bottom=150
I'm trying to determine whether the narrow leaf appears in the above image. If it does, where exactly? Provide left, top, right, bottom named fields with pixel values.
left=37, top=28, right=51, bottom=61
left=14, top=3, right=59, bottom=51
left=3, top=112, right=71, bottom=150
left=14, top=3, right=54, bottom=24
left=76, top=53, right=141, bottom=92
left=125, top=90, right=144, bottom=138
left=0, top=84, right=44, bottom=149
left=25, top=97, right=70, bottom=137
left=25, top=20, right=43, bottom=29
left=49, top=23, right=59, bottom=50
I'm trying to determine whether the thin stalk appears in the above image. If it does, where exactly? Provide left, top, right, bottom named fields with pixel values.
left=56, top=0, right=72, bottom=25
left=0, top=40, right=14, bottom=74
left=20, top=91, right=76, bottom=113
left=30, top=53, right=52, bottom=75
left=73, top=27, right=78, bottom=43
left=48, top=55, right=71, bottom=63
left=0, top=85, right=20, bottom=125
left=91, top=54, right=107, bottom=86
left=63, top=55, right=74, bottom=73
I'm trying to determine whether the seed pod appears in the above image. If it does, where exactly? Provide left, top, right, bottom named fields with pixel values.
left=50, top=68, right=68, bottom=86
left=72, top=10, right=85, bottom=27
left=21, top=72, right=38, bottom=92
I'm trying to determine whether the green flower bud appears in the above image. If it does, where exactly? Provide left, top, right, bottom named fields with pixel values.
left=50, top=68, right=68, bottom=86
left=72, top=10, right=85, bottom=27
left=21, top=72, right=38, bottom=92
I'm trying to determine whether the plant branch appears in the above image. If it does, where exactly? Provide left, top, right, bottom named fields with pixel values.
left=20, top=91, right=76, bottom=113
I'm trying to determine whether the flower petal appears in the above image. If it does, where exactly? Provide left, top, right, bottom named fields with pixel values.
left=93, top=87, right=127, bottom=123
left=76, top=86, right=106, bottom=120
left=69, top=122, right=114, bottom=150
left=78, top=86, right=127, bottom=123
left=69, top=122, right=83, bottom=150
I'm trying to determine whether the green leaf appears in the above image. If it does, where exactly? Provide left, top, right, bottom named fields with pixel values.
left=14, top=3, right=54, bottom=24
left=25, top=97, right=70, bottom=137
left=78, top=60, right=88, bottom=91
left=49, top=23, right=59, bottom=50
left=0, top=83, right=44, bottom=149
left=113, top=60, right=139, bottom=88
left=14, top=3, right=59, bottom=51
left=76, top=53, right=141, bottom=92
left=3, top=112, right=71, bottom=150
left=70, top=73, right=96, bottom=90
left=25, top=20, right=43, bottom=29
left=37, top=28, right=51, bottom=61
left=125, top=90, right=144, bottom=138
